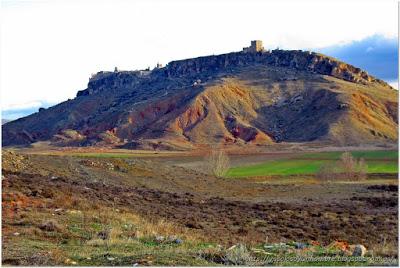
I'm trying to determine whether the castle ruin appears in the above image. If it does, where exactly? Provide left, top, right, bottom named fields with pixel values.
left=243, top=40, right=264, bottom=53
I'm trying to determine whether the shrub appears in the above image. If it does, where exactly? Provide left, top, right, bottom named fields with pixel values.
left=39, top=220, right=62, bottom=232
left=340, top=152, right=357, bottom=179
left=223, top=244, right=260, bottom=266
left=355, top=158, right=368, bottom=180
left=316, top=152, right=368, bottom=182
left=316, top=162, right=337, bottom=182
left=204, top=149, right=230, bottom=178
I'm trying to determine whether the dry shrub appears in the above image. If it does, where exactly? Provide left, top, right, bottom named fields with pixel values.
left=49, top=248, right=66, bottom=264
left=339, top=152, right=368, bottom=180
left=316, top=162, right=338, bottom=182
left=222, top=244, right=261, bottom=266
left=204, top=149, right=230, bottom=178
left=316, top=152, right=368, bottom=182
left=86, top=238, right=107, bottom=247
left=39, top=220, right=62, bottom=232
left=52, top=191, right=84, bottom=210
left=369, top=235, right=398, bottom=258
left=24, top=226, right=43, bottom=236
left=109, top=227, right=123, bottom=243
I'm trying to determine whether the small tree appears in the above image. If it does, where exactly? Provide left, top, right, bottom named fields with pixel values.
left=205, top=149, right=230, bottom=178
left=339, top=152, right=368, bottom=180
left=316, top=162, right=337, bottom=182
left=340, top=152, right=356, bottom=180
left=317, top=152, right=368, bottom=182
left=356, top=158, right=368, bottom=180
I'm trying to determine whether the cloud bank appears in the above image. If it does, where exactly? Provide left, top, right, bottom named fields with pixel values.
left=2, top=100, right=55, bottom=120
left=319, top=35, right=398, bottom=83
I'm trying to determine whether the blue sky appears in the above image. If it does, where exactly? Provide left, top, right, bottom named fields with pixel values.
left=318, top=35, right=397, bottom=84
left=1, top=0, right=398, bottom=120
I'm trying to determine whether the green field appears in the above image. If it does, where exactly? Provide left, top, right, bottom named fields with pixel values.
left=227, top=150, right=398, bottom=177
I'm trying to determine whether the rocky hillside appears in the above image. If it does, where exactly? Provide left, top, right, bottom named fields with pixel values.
left=2, top=49, right=398, bottom=149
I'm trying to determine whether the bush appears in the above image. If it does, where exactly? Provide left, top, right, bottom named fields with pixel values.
left=316, top=152, right=368, bottom=182
left=316, top=162, right=337, bottom=182
left=204, top=149, right=230, bottom=178
left=223, top=244, right=260, bottom=266
left=39, top=220, right=62, bottom=232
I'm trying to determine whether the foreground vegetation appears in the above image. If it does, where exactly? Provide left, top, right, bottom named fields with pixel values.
left=2, top=150, right=398, bottom=266
left=227, top=150, right=398, bottom=178
left=3, top=194, right=397, bottom=266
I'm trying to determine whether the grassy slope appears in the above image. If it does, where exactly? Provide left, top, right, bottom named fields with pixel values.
left=227, top=150, right=398, bottom=177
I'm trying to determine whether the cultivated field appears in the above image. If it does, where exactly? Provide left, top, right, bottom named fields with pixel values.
left=1, top=147, right=398, bottom=266
left=227, top=150, right=398, bottom=177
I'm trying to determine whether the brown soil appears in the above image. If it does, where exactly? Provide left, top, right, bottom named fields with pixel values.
left=2, top=152, right=398, bottom=250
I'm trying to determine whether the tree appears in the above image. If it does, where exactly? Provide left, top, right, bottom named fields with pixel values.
left=340, top=152, right=356, bottom=179
left=204, top=149, right=230, bottom=178
left=316, top=162, right=337, bottom=182
left=356, top=158, right=368, bottom=180
left=316, top=152, right=368, bottom=183
left=339, top=152, right=368, bottom=180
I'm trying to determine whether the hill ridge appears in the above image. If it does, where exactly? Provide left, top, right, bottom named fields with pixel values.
left=2, top=48, right=397, bottom=148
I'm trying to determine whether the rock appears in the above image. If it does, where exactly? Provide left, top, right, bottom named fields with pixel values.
left=294, top=242, right=308, bottom=249
left=352, top=244, right=367, bottom=257
left=337, top=103, right=349, bottom=110
left=174, top=238, right=183, bottom=244
left=13, top=232, right=20, bottom=236
left=97, top=230, right=110, bottom=240
left=155, top=235, right=165, bottom=243
left=166, top=235, right=182, bottom=244
left=107, top=257, right=115, bottom=261
left=65, top=259, right=77, bottom=265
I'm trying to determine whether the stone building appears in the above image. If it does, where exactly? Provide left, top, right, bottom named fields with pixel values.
left=243, top=40, right=264, bottom=53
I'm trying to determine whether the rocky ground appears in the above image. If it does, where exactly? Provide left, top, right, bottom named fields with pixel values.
left=1, top=150, right=398, bottom=265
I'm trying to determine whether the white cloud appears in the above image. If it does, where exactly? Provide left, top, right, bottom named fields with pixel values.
left=2, top=100, right=48, bottom=111
left=365, top=46, right=374, bottom=53
left=0, top=0, right=398, bottom=112
left=388, top=80, right=399, bottom=90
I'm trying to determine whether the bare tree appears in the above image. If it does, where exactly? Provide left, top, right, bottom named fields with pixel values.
left=340, top=151, right=356, bottom=180
left=204, top=149, right=230, bottom=178
left=316, top=162, right=336, bottom=182
left=356, top=158, right=368, bottom=180
left=317, top=152, right=368, bottom=182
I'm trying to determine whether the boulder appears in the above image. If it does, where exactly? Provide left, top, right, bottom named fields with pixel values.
left=352, top=244, right=367, bottom=257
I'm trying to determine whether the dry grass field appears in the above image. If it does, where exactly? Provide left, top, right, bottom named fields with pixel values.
left=2, top=147, right=398, bottom=265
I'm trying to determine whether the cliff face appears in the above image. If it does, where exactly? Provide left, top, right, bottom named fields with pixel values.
left=2, top=49, right=398, bottom=149
left=164, top=50, right=386, bottom=85
left=76, top=50, right=389, bottom=98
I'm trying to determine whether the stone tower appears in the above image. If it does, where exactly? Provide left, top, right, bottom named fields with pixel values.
left=251, top=40, right=263, bottom=52
left=243, top=40, right=264, bottom=53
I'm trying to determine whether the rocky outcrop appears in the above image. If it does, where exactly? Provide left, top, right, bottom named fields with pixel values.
left=165, top=50, right=388, bottom=86
left=76, top=50, right=390, bottom=98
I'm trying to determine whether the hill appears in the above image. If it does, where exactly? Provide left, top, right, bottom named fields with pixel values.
left=2, top=47, right=398, bottom=149
left=2, top=119, right=11, bottom=125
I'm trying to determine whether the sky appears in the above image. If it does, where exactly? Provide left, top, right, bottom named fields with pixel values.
left=1, top=0, right=398, bottom=120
